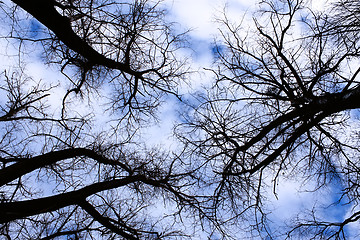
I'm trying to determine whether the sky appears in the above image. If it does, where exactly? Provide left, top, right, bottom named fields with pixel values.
left=156, top=0, right=357, bottom=238
left=135, top=0, right=358, bottom=238
left=0, top=0, right=358, bottom=239
left=163, top=0, right=332, bottom=39
left=145, top=0, right=333, bottom=140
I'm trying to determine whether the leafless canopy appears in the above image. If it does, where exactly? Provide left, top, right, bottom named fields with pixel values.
left=176, top=0, right=360, bottom=238
left=2, top=0, right=360, bottom=239
left=0, top=0, right=194, bottom=239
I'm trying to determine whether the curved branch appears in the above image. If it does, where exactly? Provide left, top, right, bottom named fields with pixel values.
left=10, top=0, right=142, bottom=77
left=226, top=84, right=360, bottom=175
left=79, top=200, right=140, bottom=240
left=0, top=175, right=145, bottom=223
left=0, top=148, right=132, bottom=187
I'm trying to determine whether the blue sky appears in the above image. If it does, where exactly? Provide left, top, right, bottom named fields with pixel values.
left=158, top=0, right=358, bottom=238
left=0, top=0, right=358, bottom=239
left=137, top=0, right=360, bottom=238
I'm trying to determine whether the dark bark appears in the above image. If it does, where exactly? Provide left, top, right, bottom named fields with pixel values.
left=0, top=175, right=144, bottom=223
left=0, top=0, right=187, bottom=239
left=79, top=200, right=139, bottom=240
left=10, top=0, right=141, bottom=76
left=0, top=148, right=131, bottom=187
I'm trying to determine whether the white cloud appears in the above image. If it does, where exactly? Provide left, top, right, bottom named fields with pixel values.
left=164, top=0, right=222, bottom=38
left=311, top=0, right=337, bottom=12
left=163, top=0, right=253, bottom=39
left=1, top=0, right=356, bottom=238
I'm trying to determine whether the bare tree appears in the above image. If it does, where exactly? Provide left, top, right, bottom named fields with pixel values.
left=4, top=0, right=360, bottom=239
left=176, top=0, right=360, bottom=238
left=0, top=0, right=196, bottom=239
left=326, top=0, right=360, bottom=44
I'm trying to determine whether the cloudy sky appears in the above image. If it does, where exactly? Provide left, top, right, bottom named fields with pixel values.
left=145, top=0, right=335, bottom=141
left=0, top=0, right=357, bottom=238
left=154, top=0, right=357, bottom=238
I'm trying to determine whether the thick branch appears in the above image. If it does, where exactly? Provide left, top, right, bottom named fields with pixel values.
left=0, top=175, right=145, bottom=223
left=79, top=200, right=139, bottom=240
left=239, top=111, right=328, bottom=175
left=0, top=148, right=131, bottom=187
left=10, top=0, right=142, bottom=77
left=230, top=84, right=360, bottom=175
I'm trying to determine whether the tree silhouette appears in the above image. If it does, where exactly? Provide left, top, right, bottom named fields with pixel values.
left=176, top=0, right=360, bottom=238
left=2, top=0, right=360, bottom=239
left=0, top=0, right=193, bottom=239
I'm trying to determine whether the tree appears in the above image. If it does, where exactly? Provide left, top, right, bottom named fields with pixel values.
left=3, top=0, right=360, bottom=239
left=176, top=0, right=360, bottom=238
left=326, top=0, right=360, bottom=44
left=0, top=0, right=195, bottom=239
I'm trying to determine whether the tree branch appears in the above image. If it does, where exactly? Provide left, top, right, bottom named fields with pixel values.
left=0, top=148, right=132, bottom=187
left=0, top=175, right=145, bottom=223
